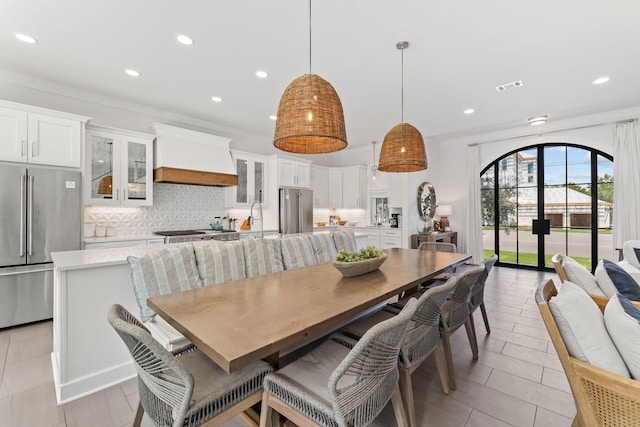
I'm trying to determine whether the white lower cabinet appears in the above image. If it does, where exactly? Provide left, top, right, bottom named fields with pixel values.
left=353, top=228, right=402, bottom=249
left=379, top=229, right=402, bottom=249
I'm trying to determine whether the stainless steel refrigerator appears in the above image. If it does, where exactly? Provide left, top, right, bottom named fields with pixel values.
left=0, top=165, right=81, bottom=328
left=279, top=187, right=313, bottom=234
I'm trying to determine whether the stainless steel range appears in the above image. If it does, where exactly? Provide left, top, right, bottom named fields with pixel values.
left=154, top=230, right=240, bottom=244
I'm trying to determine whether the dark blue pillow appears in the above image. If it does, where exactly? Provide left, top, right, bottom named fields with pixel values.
left=603, top=260, right=640, bottom=301
left=634, top=248, right=640, bottom=265
left=618, top=294, right=640, bottom=322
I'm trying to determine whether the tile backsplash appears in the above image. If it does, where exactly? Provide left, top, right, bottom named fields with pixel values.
left=84, top=183, right=226, bottom=235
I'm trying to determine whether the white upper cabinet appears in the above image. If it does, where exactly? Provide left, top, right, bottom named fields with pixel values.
left=278, top=157, right=311, bottom=188
left=225, top=151, right=268, bottom=208
left=310, top=165, right=329, bottom=208
left=342, top=165, right=367, bottom=209
left=85, top=125, right=154, bottom=206
left=0, top=101, right=89, bottom=167
left=328, top=168, right=343, bottom=208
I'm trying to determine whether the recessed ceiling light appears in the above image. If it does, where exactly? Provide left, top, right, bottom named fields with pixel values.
left=211, top=96, right=223, bottom=103
left=255, top=70, right=268, bottom=79
left=125, top=69, right=140, bottom=77
left=176, top=34, right=194, bottom=45
left=592, top=76, right=610, bottom=85
left=14, top=33, right=37, bottom=44
left=464, top=108, right=475, bottom=115
left=269, top=115, right=277, bottom=120
left=528, top=115, right=548, bottom=126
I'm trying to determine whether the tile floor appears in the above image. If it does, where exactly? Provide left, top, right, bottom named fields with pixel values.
left=0, top=267, right=574, bottom=426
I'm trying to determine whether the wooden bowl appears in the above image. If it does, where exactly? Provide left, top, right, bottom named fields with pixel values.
left=333, top=253, right=388, bottom=277
left=315, top=222, right=327, bottom=226
left=338, top=220, right=348, bottom=226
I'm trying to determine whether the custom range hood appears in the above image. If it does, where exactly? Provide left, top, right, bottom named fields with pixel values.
left=150, top=123, right=238, bottom=187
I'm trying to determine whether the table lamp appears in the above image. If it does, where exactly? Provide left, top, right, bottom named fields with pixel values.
left=437, top=205, right=452, bottom=230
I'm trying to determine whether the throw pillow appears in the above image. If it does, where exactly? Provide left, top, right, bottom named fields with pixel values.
left=548, top=281, right=629, bottom=378
left=562, top=256, right=604, bottom=296
left=280, top=235, right=318, bottom=270
left=622, top=240, right=640, bottom=269
left=193, top=240, right=246, bottom=285
left=604, top=294, right=640, bottom=379
left=595, top=259, right=640, bottom=301
left=128, top=244, right=203, bottom=322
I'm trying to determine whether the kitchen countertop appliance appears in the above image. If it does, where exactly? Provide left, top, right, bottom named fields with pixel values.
left=154, top=229, right=239, bottom=244
left=279, top=187, right=313, bottom=234
left=0, top=165, right=82, bottom=328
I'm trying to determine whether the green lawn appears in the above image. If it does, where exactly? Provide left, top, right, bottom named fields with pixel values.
left=484, top=249, right=592, bottom=269
left=482, top=226, right=612, bottom=235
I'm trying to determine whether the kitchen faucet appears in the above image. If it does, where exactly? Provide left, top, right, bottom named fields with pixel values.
left=249, top=200, right=264, bottom=239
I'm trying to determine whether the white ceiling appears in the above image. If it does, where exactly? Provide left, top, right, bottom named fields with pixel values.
left=2, top=0, right=640, bottom=153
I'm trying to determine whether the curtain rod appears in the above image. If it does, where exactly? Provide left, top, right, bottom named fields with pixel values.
left=467, top=118, right=637, bottom=147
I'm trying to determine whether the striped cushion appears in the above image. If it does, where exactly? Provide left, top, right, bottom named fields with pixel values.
left=332, top=230, right=358, bottom=252
left=128, top=244, right=203, bottom=322
left=193, top=240, right=246, bottom=285
left=307, top=233, right=338, bottom=264
left=280, top=236, right=318, bottom=270
left=242, top=239, right=285, bottom=278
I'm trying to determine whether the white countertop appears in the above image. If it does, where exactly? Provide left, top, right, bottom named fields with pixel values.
left=84, top=233, right=161, bottom=244
left=52, top=246, right=159, bottom=271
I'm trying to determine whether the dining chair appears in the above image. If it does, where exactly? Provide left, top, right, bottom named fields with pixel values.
left=259, top=298, right=419, bottom=427
left=468, top=254, right=498, bottom=334
left=438, top=264, right=485, bottom=390
left=416, top=241, right=458, bottom=288
left=341, top=276, right=458, bottom=427
left=107, top=304, right=273, bottom=427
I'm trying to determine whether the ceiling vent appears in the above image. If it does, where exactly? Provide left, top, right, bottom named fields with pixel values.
left=496, top=80, right=524, bottom=92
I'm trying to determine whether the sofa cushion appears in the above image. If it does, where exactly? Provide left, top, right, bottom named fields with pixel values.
left=193, top=240, right=246, bottom=285
left=280, top=235, right=318, bottom=270
left=128, top=244, right=203, bottom=322
left=595, top=260, right=640, bottom=301
left=604, top=294, right=640, bottom=379
left=548, top=281, right=629, bottom=378
left=563, top=255, right=604, bottom=296
left=332, top=230, right=358, bottom=252
left=623, top=240, right=640, bottom=269
left=242, top=238, right=285, bottom=278
left=307, top=233, right=338, bottom=264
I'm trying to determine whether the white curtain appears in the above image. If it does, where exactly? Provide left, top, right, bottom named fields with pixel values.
left=613, top=120, right=640, bottom=247
left=465, top=144, right=483, bottom=263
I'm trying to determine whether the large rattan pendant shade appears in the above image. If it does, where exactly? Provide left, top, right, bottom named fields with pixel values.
left=378, top=123, right=427, bottom=172
left=378, top=40, right=427, bottom=172
left=273, top=73, right=347, bottom=154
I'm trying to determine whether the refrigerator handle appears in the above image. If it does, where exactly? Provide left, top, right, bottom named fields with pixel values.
left=298, top=192, right=303, bottom=232
left=28, top=175, right=34, bottom=256
left=283, top=191, right=289, bottom=233
left=20, top=174, right=26, bottom=257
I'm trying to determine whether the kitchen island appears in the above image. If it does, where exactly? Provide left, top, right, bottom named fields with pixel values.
left=50, top=231, right=370, bottom=404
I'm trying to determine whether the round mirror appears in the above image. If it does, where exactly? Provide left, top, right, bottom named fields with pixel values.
left=417, top=182, right=436, bottom=220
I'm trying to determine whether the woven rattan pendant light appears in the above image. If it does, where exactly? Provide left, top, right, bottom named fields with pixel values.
left=273, top=0, right=347, bottom=154
left=378, top=41, right=427, bottom=172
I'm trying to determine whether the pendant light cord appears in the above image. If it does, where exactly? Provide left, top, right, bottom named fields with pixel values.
left=401, top=46, right=404, bottom=123
left=309, top=0, right=312, bottom=74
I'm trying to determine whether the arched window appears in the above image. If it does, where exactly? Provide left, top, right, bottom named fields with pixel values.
left=481, top=144, right=613, bottom=271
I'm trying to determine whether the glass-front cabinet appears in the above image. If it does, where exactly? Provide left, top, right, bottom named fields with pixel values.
left=84, top=125, right=154, bottom=206
left=225, top=151, right=267, bottom=208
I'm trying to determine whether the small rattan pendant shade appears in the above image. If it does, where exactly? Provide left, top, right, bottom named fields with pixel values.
left=97, top=175, right=113, bottom=195
left=273, top=74, right=347, bottom=154
left=378, top=123, right=427, bottom=172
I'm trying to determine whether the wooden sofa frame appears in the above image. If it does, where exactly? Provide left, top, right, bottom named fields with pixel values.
left=536, top=279, right=640, bottom=426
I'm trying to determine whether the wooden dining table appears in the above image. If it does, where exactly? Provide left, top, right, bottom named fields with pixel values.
left=148, top=248, right=472, bottom=373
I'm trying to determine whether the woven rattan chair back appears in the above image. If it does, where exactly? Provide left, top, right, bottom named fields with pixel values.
left=441, top=265, right=485, bottom=332
left=417, top=241, right=457, bottom=253
left=108, top=304, right=194, bottom=427
left=399, top=276, right=457, bottom=368
left=328, top=298, right=418, bottom=427
left=536, top=279, right=640, bottom=426
left=469, top=254, right=498, bottom=334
